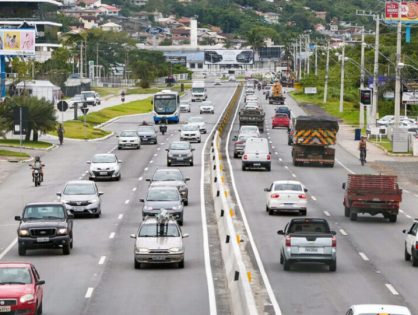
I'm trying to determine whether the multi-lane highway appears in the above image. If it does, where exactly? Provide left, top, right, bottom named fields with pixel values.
left=0, top=84, right=236, bottom=315
left=225, top=88, right=418, bottom=314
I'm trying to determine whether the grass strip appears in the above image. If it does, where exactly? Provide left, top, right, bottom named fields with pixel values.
left=0, top=149, right=30, bottom=157
left=0, top=139, right=52, bottom=149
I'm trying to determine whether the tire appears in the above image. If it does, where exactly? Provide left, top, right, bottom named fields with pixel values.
left=242, top=165, right=246, bottom=171
left=37, top=302, right=43, bottom=315
left=283, top=256, right=291, bottom=271
left=137, top=145, right=140, bottom=150
left=198, top=139, right=201, bottom=143
left=190, top=161, right=194, bottom=167
left=405, top=244, right=411, bottom=261
left=134, top=259, right=141, bottom=269
left=266, top=164, right=271, bottom=171
left=184, top=200, right=188, bottom=206
left=118, top=146, right=122, bottom=150
left=389, top=215, right=397, bottom=223
left=350, top=211, right=358, bottom=221
left=178, top=259, right=185, bottom=269
left=116, top=175, right=121, bottom=181
left=329, top=259, right=337, bottom=272
left=70, top=235, right=73, bottom=249
left=412, top=249, right=418, bottom=267
left=300, top=210, right=307, bottom=216
left=63, top=243, right=71, bottom=255
left=268, top=208, right=274, bottom=216
left=266, top=205, right=269, bottom=212
left=233, top=153, right=238, bottom=159
left=280, top=252, right=284, bottom=264
left=18, top=245, right=26, bottom=256
left=94, top=212, right=101, bottom=218
left=178, top=219, right=183, bottom=226
left=167, top=161, right=171, bottom=166
left=344, top=206, right=350, bottom=217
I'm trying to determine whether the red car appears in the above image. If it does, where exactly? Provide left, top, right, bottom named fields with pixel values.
left=272, top=113, right=290, bottom=129
left=0, top=262, right=44, bottom=315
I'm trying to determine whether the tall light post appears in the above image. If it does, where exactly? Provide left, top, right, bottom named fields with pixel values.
left=394, top=1, right=402, bottom=128
left=339, top=40, right=346, bottom=113
left=323, top=42, right=330, bottom=104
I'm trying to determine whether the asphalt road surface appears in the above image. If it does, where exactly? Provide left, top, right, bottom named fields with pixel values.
left=0, top=83, right=236, bottom=315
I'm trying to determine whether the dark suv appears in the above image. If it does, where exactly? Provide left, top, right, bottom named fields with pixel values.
left=15, top=202, right=74, bottom=256
left=236, top=50, right=254, bottom=64
left=205, top=51, right=223, bottom=63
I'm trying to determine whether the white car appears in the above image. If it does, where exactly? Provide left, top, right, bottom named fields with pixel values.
left=346, top=304, right=411, bottom=315
left=188, top=116, right=207, bottom=133
left=403, top=220, right=418, bottom=266
left=180, top=102, right=191, bottom=113
left=245, top=95, right=258, bottom=103
left=264, top=180, right=307, bottom=215
left=67, top=94, right=86, bottom=109
left=239, top=125, right=260, bottom=137
left=242, top=137, right=271, bottom=171
left=87, top=153, right=122, bottom=181
left=200, top=101, right=214, bottom=114
left=180, top=124, right=201, bottom=143
left=117, top=130, right=141, bottom=150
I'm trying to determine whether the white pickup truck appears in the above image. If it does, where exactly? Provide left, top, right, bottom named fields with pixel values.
left=277, top=218, right=337, bottom=271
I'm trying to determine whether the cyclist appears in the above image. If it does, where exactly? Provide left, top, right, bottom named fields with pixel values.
left=359, top=136, right=367, bottom=164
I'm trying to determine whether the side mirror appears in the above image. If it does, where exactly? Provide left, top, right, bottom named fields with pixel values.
left=14, top=216, right=21, bottom=221
left=185, top=178, right=190, bottom=181
left=402, top=229, right=407, bottom=234
left=264, top=188, right=271, bottom=192
left=67, top=213, right=75, bottom=219
left=130, top=234, right=136, bottom=239
left=56, top=192, right=62, bottom=197
left=233, top=136, right=238, bottom=141
left=331, top=231, right=337, bottom=235
left=86, top=161, right=91, bottom=164
left=139, top=199, right=145, bottom=203
left=342, top=183, right=346, bottom=189
left=182, top=233, right=189, bottom=238
left=118, top=160, right=123, bottom=163
left=36, top=280, right=45, bottom=286
left=145, top=179, right=151, bottom=182
left=277, top=230, right=284, bottom=235
left=116, top=135, right=119, bottom=138
left=178, top=129, right=181, bottom=132
left=28, top=164, right=32, bottom=167
left=98, top=192, right=104, bottom=196
left=304, top=188, right=308, bottom=192
left=151, top=100, right=153, bottom=105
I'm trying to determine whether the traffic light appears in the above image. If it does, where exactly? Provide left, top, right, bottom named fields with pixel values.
left=360, top=88, right=372, bottom=105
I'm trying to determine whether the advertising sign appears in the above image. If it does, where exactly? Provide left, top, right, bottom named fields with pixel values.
left=0, top=29, right=36, bottom=56
left=204, top=49, right=254, bottom=65
left=385, top=2, right=418, bottom=23
left=304, top=87, right=317, bottom=94
left=402, top=91, right=418, bottom=104
left=166, top=56, right=187, bottom=66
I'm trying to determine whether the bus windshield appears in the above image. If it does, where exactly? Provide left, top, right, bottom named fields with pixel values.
left=154, top=95, right=177, bottom=114
left=192, top=88, right=204, bottom=93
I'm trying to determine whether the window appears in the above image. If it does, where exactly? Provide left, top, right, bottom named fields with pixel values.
left=197, top=63, right=203, bottom=69
left=190, top=63, right=195, bottom=68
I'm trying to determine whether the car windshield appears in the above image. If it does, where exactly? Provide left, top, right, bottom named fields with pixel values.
left=274, top=183, right=302, bottom=191
left=238, top=135, right=250, bottom=142
left=138, top=126, right=154, bottom=133
left=180, top=103, right=189, bottom=107
left=120, top=131, right=137, bottom=137
left=192, top=88, right=205, bottom=93
left=182, top=124, right=199, bottom=131
left=63, top=184, right=96, bottom=195
left=201, top=102, right=213, bottom=106
left=275, top=114, right=288, bottom=118
left=170, top=142, right=190, bottom=150
left=240, top=127, right=258, bottom=134
left=23, top=205, right=65, bottom=220
left=0, top=268, right=32, bottom=285
left=92, top=155, right=116, bottom=163
left=138, top=223, right=180, bottom=237
left=147, top=189, right=179, bottom=201
left=82, top=92, right=95, bottom=98
left=188, top=117, right=203, bottom=123
left=277, top=107, right=290, bottom=112
left=153, top=170, right=183, bottom=181
left=288, top=222, right=330, bottom=233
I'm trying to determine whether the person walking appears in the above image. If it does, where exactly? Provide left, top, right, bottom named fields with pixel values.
left=57, top=123, right=64, bottom=145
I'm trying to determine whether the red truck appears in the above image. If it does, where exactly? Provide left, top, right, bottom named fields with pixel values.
left=342, top=174, right=402, bottom=222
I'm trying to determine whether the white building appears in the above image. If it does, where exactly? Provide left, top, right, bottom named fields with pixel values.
left=101, top=22, right=122, bottom=32
left=16, top=80, right=61, bottom=103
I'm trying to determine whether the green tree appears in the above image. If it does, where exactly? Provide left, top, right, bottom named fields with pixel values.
left=244, top=26, right=279, bottom=50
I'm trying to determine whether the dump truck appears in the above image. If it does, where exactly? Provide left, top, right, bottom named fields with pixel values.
left=239, top=104, right=265, bottom=132
left=291, top=116, right=338, bottom=167
left=342, top=174, right=402, bottom=222
left=268, top=81, right=285, bottom=104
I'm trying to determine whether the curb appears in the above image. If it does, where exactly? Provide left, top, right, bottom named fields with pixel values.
left=0, top=143, right=56, bottom=151
left=372, top=142, right=413, bottom=157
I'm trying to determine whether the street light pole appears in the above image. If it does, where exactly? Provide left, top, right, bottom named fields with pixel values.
left=298, top=37, right=302, bottom=80
left=323, top=42, right=330, bottom=104
left=314, top=44, right=318, bottom=76
left=372, top=14, right=380, bottom=125
left=306, top=35, right=310, bottom=75
left=360, top=27, right=365, bottom=89
left=339, top=40, right=345, bottom=112
left=394, top=2, right=402, bottom=128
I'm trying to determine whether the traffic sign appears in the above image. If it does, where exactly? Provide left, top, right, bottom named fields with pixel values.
left=80, top=106, right=89, bottom=115
left=57, top=100, right=68, bottom=112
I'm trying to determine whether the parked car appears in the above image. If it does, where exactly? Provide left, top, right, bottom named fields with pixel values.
left=0, top=262, right=45, bottom=315
left=272, top=113, right=290, bottom=129
left=188, top=116, right=207, bottom=133
left=15, top=202, right=74, bottom=255
left=140, top=186, right=184, bottom=225
left=87, top=153, right=122, bottom=181
left=264, top=180, right=308, bottom=215
left=137, top=126, right=157, bottom=144
left=166, top=141, right=194, bottom=166
left=179, top=101, right=191, bottom=113
left=242, top=137, right=271, bottom=171
left=346, top=304, right=411, bottom=315
left=180, top=124, right=201, bottom=143
left=277, top=218, right=337, bottom=271
left=200, top=101, right=215, bottom=114
left=117, top=130, right=141, bottom=150
left=57, top=180, right=103, bottom=218
left=130, top=213, right=189, bottom=269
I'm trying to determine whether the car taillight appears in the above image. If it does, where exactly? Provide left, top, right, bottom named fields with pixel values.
left=271, top=193, right=280, bottom=199
left=267, top=154, right=271, bottom=160
left=235, top=141, right=243, bottom=145
left=415, top=242, right=418, bottom=250
left=285, top=235, right=291, bottom=247
left=298, top=194, right=306, bottom=199
left=243, top=154, right=248, bottom=160
left=332, top=236, right=337, bottom=248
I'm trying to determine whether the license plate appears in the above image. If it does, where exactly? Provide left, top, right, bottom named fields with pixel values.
left=73, top=206, right=84, bottom=211
left=99, top=172, right=107, bottom=175
left=177, top=158, right=184, bottom=160
left=0, top=306, right=11, bottom=312
left=152, top=256, right=165, bottom=261
left=284, top=203, right=294, bottom=206
left=253, top=163, right=261, bottom=166
left=37, top=237, right=50, bottom=243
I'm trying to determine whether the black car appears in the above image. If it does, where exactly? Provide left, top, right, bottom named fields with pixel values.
left=275, top=106, right=291, bottom=118
left=166, top=141, right=195, bottom=166
left=236, top=50, right=254, bottom=64
left=205, top=51, right=223, bottom=63
left=15, top=202, right=74, bottom=256
left=137, top=126, right=157, bottom=144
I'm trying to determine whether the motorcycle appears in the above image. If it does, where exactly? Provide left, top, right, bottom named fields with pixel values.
left=121, top=96, right=125, bottom=102
left=33, top=170, right=41, bottom=187
left=159, top=124, right=167, bottom=135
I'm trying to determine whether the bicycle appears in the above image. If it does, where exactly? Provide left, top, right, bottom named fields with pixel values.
left=360, top=148, right=366, bottom=166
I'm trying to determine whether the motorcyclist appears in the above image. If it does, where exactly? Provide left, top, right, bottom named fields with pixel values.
left=141, top=120, right=149, bottom=125
left=57, top=123, right=64, bottom=145
left=159, top=118, right=168, bottom=135
left=32, top=156, right=44, bottom=182
left=359, top=136, right=367, bottom=163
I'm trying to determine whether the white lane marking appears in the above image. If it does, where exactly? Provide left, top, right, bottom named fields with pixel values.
left=150, top=160, right=154, bottom=164
left=284, top=166, right=289, bottom=169
left=291, top=173, right=296, bottom=178
left=98, top=256, right=106, bottom=265
left=323, top=211, right=331, bottom=217
left=107, top=145, right=117, bottom=153
left=132, top=187, right=137, bottom=192
left=359, top=252, right=369, bottom=261
left=138, top=176, right=143, bottom=181
left=336, top=159, right=355, bottom=174
left=385, top=284, right=399, bottom=295
left=339, top=229, right=348, bottom=236
left=404, top=189, right=410, bottom=194
left=109, top=232, right=115, bottom=239
left=161, top=143, right=165, bottom=145
left=144, top=167, right=149, bottom=171
left=275, top=152, right=279, bottom=155
left=406, top=214, right=412, bottom=219
left=224, top=89, right=282, bottom=315
left=272, top=146, right=275, bottom=149
left=279, top=158, right=282, bottom=161
left=311, top=196, right=317, bottom=201
left=399, top=209, right=405, bottom=214
left=118, top=214, right=123, bottom=220
left=85, top=288, right=94, bottom=298
left=78, top=176, right=83, bottom=180
left=269, top=140, right=272, bottom=144
left=414, top=194, right=418, bottom=198
left=267, top=136, right=271, bottom=140
left=0, top=238, right=17, bottom=260
left=157, top=147, right=161, bottom=151
left=154, top=153, right=158, bottom=157
left=125, top=200, right=130, bottom=205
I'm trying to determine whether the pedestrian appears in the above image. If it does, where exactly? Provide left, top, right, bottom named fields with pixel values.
left=57, top=123, right=64, bottom=145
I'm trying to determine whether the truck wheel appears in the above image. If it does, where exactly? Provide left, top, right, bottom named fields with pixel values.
left=63, top=243, right=71, bottom=255
left=233, top=152, right=238, bottom=158
left=350, top=211, right=358, bottom=221
left=283, top=257, right=291, bottom=271
left=242, top=165, right=246, bottom=171
left=18, top=245, right=26, bottom=256
left=412, top=249, right=418, bottom=267
left=389, top=215, right=397, bottom=223
left=405, top=244, right=411, bottom=261
left=134, top=259, right=141, bottom=269
left=329, top=259, right=337, bottom=272
left=266, top=165, right=271, bottom=171
left=266, top=205, right=269, bottom=212
left=344, top=207, right=350, bottom=217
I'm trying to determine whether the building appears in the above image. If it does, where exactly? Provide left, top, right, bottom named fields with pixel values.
left=314, top=11, right=327, bottom=20
left=131, top=0, right=147, bottom=5
left=97, top=4, right=120, bottom=16
left=0, top=0, right=62, bottom=62
left=263, top=12, right=279, bottom=24
left=100, top=22, right=122, bottom=32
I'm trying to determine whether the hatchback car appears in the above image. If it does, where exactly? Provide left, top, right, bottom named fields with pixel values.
left=188, top=116, right=207, bottom=133
left=275, top=106, right=291, bottom=118
left=140, top=186, right=184, bottom=225
left=88, top=153, right=122, bottom=181
left=272, top=113, right=290, bottom=129
left=117, top=130, right=141, bottom=150
left=57, top=180, right=103, bottom=218
left=180, top=124, right=201, bottom=143
left=200, top=101, right=215, bottom=114
left=137, top=126, right=157, bottom=144
left=179, top=101, right=191, bottom=113
left=403, top=220, right=418, bottom=266
left=346, top=304, right=411, bottom=315
left=233, top=134, right=255, bottom=158
left=0, top=263, right=45, bottom=315
left=264, top=180, right=308, bottom=215
left=131, top=214, right=189, bottom=269
left=146, top=168, right=190, bottom=205
left=166, top=141, right=194, bottom=166
left=239, top=125, right=260, bottom=137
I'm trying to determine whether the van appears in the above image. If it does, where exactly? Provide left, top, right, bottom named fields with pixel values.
left=242, top=138, right=271, bottom=171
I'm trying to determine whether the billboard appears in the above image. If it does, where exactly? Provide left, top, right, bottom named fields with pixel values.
left=258, top=47, right=281, bottom=60
left=385, top=2, right=418, bottom=22
left=0, top=29, right=36, bottom=56
left=166, top=56, right=187, bottom=66
left=204, top=49, right=254, bottom=65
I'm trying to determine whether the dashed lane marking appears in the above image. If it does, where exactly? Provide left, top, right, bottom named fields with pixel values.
left=284, top=166, right=289, bottom=169
left=0, top=238, right=17, bottom=260
left=98, top=256, right=106, bottom=265
left=406, top=214, right=412, bottom=219
left=359, top=252, right=369, bottom=261
left=339, top=229, right=348, bottom=236
left=150, top=160, right=154, bottom=164
left=154, top=153, right=158, bottom=157
left=275, top=152, right=279, bottom=155
left=109, top=232, right=116, bottom=239
left=272, top=146, right=275, bottom=149
left=118, top=214, right=123, bottom=220
left=291, top=173, right=296, bottom=178
left=279, top=158, right=282, bottom=161
left=311, top=196, right=317, bottom=201
left=336, top=159, right=355, bottom=174
left=125, top=200, right=130, bottom=205
left=157, top=147, right=161, bottom=151
left=404, top=189, right=410, bottom=194
left=144, top=167, right=149, bottom=171
left=385, top=284, right=399, bottom=295
left=132, top=187, right=137, bottom=192
left=85, top=288, right=94, bottom=298
left=138, top=177, right=143, bottom=181
left=323, top=211, right=331, bottom=217
left=399, top=209, right=405, bottom=213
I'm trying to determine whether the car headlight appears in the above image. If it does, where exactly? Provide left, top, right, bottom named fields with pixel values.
left=60, top=199, right=68, bottom=204
left=20, top=294, right=34, bottom=304
left=18, top=229, right=29, bottom=236
left=172, top=205, right=182, bottom=210
left=169, top=247, right=180, bottom=253
left=90, top=198, right=99, bottom=204
left=136, top=248, right=150, bottom=253
left=168, top=153, right=173, bottom=157
left=144, top=206, right=153, bottom=211
left=178, top=185, right=187, bottom=191
left=57, top=228, right=68, bottom=235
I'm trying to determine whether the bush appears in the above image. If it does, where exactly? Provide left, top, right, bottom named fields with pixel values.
left=139, top=80, right=150, bottom=88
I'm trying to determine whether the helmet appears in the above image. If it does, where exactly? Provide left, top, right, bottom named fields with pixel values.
left=35, top=156, right=40, bottom=161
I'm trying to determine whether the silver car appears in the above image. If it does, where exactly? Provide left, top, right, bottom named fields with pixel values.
left=117, top=130, right=141, bottom=150
left=179, top=101, right=191, bottom=113
left=140, top=186, right=184, bottom=225
left=180, top=124, right=201, bottom=143
left=57, top=180, right=103, bottom=218
left=137, top=126, right=157, bottom=144
left=166, top=141, right=194, bottom=166
left=188, top=116, right=207, bottom=133
left=130, top=213, right=189, bottom=269
left=200, top=101, right=214, bottom=114
left=88, top=153, right=122, bottom=181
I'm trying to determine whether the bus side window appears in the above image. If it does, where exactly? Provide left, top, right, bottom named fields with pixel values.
left=177, top=96, right=180, bottom=103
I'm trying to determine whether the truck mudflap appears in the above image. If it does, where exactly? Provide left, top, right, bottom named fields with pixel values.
left=292, top=145, right=335, bottom=167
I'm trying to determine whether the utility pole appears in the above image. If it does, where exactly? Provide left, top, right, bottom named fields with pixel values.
left=394, top=2, right=402, bottom=127
left=314, top=44, right=318, bottom=76
left=80, top=42, right=83, bottom=78
left=298, top=37, right=302, bottom=80
left=96, top=43, right=99, bottom=80
left=293, top=43, right=297, bottom=74
left=323, top=42, right=330, bottom=104
left=339, top=40, right=345, bottom=112
left=306, top=35, right=310, bottom=75
left=360, top=27, right=365, bottom=88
